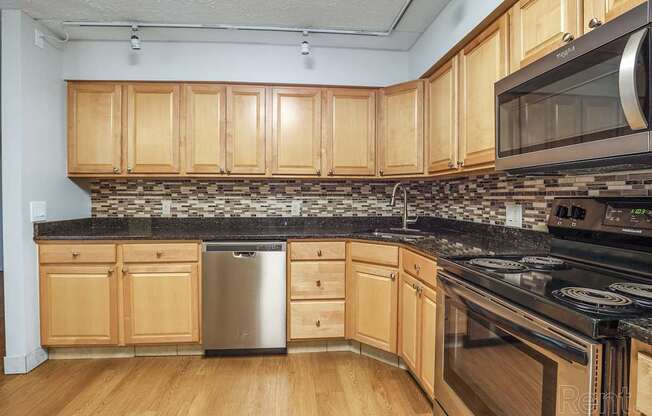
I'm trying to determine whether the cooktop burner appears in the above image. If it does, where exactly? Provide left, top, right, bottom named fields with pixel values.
left=552, top=287, right=639, bottom=315
left=609, top=282, right=652, bottom=305
left=467, top=258, right=528, bottom=272
left=520, top=256, right=568, bottom=270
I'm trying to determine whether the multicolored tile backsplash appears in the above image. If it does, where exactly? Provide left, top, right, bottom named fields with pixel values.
left=90, top=169, right=652, bottom=231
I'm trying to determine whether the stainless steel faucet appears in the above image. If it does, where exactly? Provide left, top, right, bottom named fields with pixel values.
left=390, top=182, right=417, bottom=230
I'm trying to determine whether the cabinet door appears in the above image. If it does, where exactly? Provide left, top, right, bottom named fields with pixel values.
left=184, top=84, right=226, bottom=174
left=510, top=0, right=582, bottom=71
left=126, top=83, right=180, bottom=174
left=419, top=284, right=437, bottom=399
left=399, top=273, right=420, bottom=374
left=584, top=0, right=646, bottom=33
left=226, top=85, right=266, bottom=175
left=67, top=83, right=122, bottom=174
left=324, top=88, right=376, bottom=176
left=40, top=265, right=118, bottom=346
left=124, top=263, right=200, bottom=344
left=271, top=87, right=322, bottom=175
left=630, top=339, right=652, bottom=416
left=351, top=263, right=398, bottom=353
left=378, top=81, right=424, bottom=176
left=426, top=57, right=458, bottom=174
left=459, top=16, right=508, bottom=170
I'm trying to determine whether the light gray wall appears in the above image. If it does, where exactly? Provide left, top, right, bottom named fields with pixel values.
left=1, top=10, right=90, bottom=374
left=62, top=40, right=410, bottom=86
left=408, top=0, right=503, bottom=78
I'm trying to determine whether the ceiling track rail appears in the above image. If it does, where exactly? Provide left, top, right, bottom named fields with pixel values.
left=57, top=0, right=414, bottom=37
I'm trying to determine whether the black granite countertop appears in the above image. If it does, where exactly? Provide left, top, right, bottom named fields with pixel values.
left=33, top=216, right=551, bottom=259
left=619, top=319, right=652, bottom=344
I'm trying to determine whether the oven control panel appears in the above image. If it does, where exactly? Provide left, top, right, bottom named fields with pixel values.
left=548, top=198, right=652, bottom=236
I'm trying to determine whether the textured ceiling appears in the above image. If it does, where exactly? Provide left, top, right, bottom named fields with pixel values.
left=0, top=0, right=451, bottom=50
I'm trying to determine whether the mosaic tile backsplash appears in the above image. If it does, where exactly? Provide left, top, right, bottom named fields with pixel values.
left=90, top=169, right=652, bottom=231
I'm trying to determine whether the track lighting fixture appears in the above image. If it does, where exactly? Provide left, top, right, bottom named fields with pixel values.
left=130, top=25, right=141, bottom=50
left=300, top=30, right=310, bottom=56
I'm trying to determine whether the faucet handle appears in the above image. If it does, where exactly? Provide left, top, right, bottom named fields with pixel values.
left=406, top=216, right=419, bottom=224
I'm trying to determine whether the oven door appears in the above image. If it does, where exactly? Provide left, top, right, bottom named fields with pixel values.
left=435, top=272, right=603, bottom=416
left=496, top=23, right=650, bottom=171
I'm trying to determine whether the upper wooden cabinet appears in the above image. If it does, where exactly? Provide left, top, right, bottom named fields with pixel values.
left=67, top=83, right=122, bottom=174
left=585, top=0, right=647, bottom=32
left=323, top=88, right=376, bottom=176
left=183, top=84, right=226, bottom=174
left=378, top=80, right=425, bottom=176
left=426, top=57, right=459, bottom=175
left=126, top=83, right=181, bottom=174
left=459, top=16, right=508, bottom=170
left=271, top=87, right=322, bottom=176
left=226, top=85, right=267, bottom=175
left=510, top=0, right=582, bottom=72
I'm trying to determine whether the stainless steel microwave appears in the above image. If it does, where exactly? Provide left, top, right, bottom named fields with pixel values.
left=495, top=3, right=652, bottom=172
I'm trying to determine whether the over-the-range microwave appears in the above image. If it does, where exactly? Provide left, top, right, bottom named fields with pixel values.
left=495, top=3, right=652, bottom=172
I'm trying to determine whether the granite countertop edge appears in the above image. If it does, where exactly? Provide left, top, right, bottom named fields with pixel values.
left=619, top=319, right=652, bottom=345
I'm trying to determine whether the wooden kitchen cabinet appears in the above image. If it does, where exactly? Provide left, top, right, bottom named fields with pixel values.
left=399, top=272, right=420, bottom=374
left=419, top=283, right=437, bottom=398
left=350, top=262, right=398, bottom=353
left=323, top=88, right=376, bottom=176
left=509, top=0, right=582, bottom=72
left=183, top=84, right=226, bottom=174
left=426, top=57, right=459, bottom=175
left=459, top=15, right=508, bottom=171
left=39, top=264, right=118, bottom=346
left=629, top=339, right=652, bottom=416
left=584, top=0, right=646, bottom=33
left=378, top=80, right=425, bottom=176
left=123, top=263, right=200, bottom=344
left=67, top=83, right=122, bottom=174
left=126, top=83, right=181, bottom=174
left=226, top=85, right=267, bottom=175
left=271, top=87, right=322, bottom=176
left=289, top=300, right=345, bottom=339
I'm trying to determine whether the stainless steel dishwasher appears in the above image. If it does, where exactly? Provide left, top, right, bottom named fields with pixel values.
left=202, top=241, right=286, bottom=355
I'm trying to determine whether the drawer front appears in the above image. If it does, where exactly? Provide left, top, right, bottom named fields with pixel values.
left=402, top=249, right=437, bottom=288
left=290, top=261, right=345, bottom=300
left=39, top=244, right=116, bottom=264
left=122, top=243, right=199, bottom=263
left=349, top=242, right=399, bottom=266
left=290, top=241, right=345, bottom=260
left=290, top=300, right=345, bottom=339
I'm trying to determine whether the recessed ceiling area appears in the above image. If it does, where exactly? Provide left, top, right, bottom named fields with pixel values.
left=0, top=0, right=452, bottom=50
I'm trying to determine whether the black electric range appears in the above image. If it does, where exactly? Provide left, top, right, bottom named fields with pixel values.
left=439, top=197, right=652, bottom=339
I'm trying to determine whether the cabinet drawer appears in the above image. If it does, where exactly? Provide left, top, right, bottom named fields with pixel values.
left=402, top=249, right=437, bottom=288
left=290, top=261, right=345, bottom=300
left=290, top=241, right=345, bottom=260
left=349, top=242, right=399, bottom=266
left=39, top=244, right=116, bottom=264
left=290, top=300, right=345, bottom=339
left=122, top=243, right=199, bottom=263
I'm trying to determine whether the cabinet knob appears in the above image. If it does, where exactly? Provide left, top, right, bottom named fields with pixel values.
left=316, top=169, right=321, bottom=176
left=447, top=162, right=454, bottom=169
left=113, top=167, right=120, bottom=174
left=219, top=167, right=225, bottom=174
left=588, top=17, right=602, bottom=29
left=328, top=169, right=334, bottom=176
left=317, top=249, right=322, bottom=257
left=226, top=169, right=231, bottom=175
left=156, top=250, right=163, bottom=258
left=390, top=272, right=396, bottom=281
left=108, top=268, right=114, bottom=274
left=71, top=251, right=80, bottom=258
left=127, top=167, right=133, bottom=173
left=562, top=32, right=574, bottom=43
left=316, top=280, right=321, bottom=287
left=316, top=320, right=321, bottom=328
left=414, top=264, right=421, bottom=273
left=459, top=160, right=465, bottom=167
left=379, top=169, right=384, bottom=176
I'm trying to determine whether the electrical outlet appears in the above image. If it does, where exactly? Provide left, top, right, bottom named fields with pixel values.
left=505, top=204, right=523, bottom=228
left=161, top=200, right=172, bottom=216
left=30, top=201, right=47, bottom=222
left=291, top=200, right=302, bottom=216
left=34, top=29, right=44, bottom=48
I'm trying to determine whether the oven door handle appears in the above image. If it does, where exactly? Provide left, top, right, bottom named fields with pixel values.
left=619, top=27, right=648, bottom=130
left=439, top=272, right=590, bottom=365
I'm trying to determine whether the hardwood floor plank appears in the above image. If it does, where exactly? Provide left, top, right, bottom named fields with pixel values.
left=0, top=352, right=432, bottom=416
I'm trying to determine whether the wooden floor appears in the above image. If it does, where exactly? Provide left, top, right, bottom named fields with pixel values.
left=0, top=352, right=433, bottom=416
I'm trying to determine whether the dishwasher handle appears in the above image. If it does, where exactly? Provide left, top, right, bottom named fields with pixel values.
left=233, top=252, right=256, bottom=258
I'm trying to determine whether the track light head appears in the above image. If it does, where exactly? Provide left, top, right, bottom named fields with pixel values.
left=130, top=25, right=141, bottom=50
left=300, top=30, right=310, bottom=55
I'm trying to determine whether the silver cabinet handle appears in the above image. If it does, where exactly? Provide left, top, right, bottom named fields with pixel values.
left=219, top=167, right=225, bottom=174
left=390, top=272, right=396, bottom=281
left=127, top=167, right=133, bottom=173
left=562, top=32, right=574, bottom=43
left=113, top=167, right=120, bottom=174
left=588, top=17, right=602, bottom=29
left=316, top=320, right=321, bottom=327
left=619, top=27, right=649, bottom=130
left=316, top=280, right=321, bottom=287
left=317, top=249, right=322, bottom=257
left=379, top=169, right=384, bottom=176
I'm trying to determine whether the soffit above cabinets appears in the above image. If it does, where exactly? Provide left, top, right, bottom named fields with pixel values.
left=0, top=0, right=451, bottom=50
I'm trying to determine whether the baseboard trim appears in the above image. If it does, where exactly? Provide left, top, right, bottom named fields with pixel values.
left=4, top=347, right=48, bottom=374
left=48, top=344, right=204, bottom=360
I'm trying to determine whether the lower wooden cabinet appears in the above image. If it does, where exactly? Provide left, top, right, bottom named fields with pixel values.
left=419, top=283, right=438, bottom=398
left=290, top=300, right=345, bottom=339
left=400, top=273, right=420, bottom=372
left=630, top=339, right=652, bottom=416
left=39, top=264, right=118, bottom=346
left=123, top=263, right=200, bottom=344
left=38, top=241, right=202, bottom=347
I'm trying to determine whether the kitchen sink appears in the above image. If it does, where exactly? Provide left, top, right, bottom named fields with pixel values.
left=368, top=228, right=431, bottom=241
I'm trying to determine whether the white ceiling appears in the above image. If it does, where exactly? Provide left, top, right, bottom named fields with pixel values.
left=0, top=0, right=452, bottom=50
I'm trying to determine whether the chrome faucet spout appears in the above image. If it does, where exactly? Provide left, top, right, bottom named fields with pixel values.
left=390, top=182, right=410, bottom=230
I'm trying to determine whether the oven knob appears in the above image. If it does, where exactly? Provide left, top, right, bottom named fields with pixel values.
left=556, top=205, right=570, bottom=219
left=570, top=206, right=587, bottom=220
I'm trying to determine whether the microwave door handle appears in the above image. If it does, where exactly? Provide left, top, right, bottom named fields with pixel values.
left=619, top=27, right=648, bottom=130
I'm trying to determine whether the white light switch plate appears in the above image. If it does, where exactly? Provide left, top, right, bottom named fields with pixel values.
left=505, top=204, right=523, bottom=228
left=30, top=201, right=47, bottom=222
left=291, top=200, right=302, bottom=216
left=161, top=200, right=172, bottom=216
left=34, top=29, right=44, bottom=48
